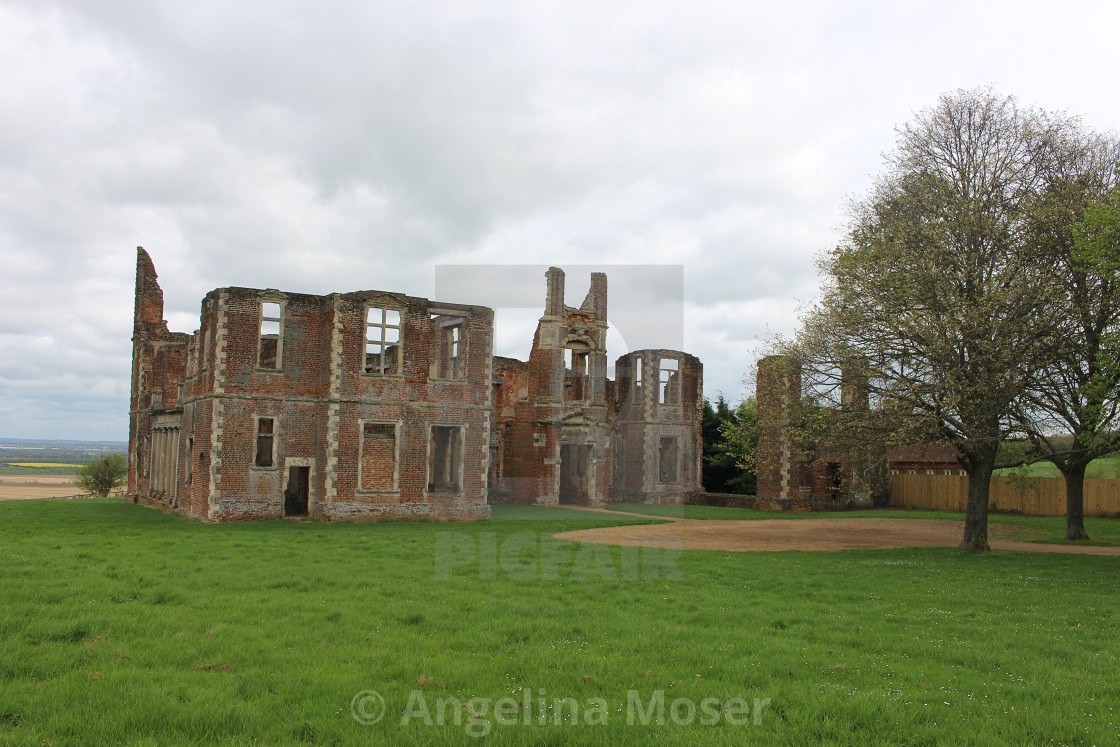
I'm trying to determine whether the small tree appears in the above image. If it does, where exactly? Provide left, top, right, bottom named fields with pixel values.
left=75, top=454, right=127, bottom=497
left=705, top=397, right=757, bottom=494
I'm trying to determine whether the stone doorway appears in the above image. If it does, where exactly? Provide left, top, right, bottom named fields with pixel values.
left=559, top=444, right=591, bottom=505
left=284, top=465, right=310, bottom=516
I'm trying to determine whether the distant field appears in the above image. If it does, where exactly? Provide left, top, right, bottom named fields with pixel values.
left=0, top=463, right=78, bottom=476
left=5, top=462, right=77, bottom=468
left=0, top=438, right=126, bottom=478
left=0, top=476, right=78, bottom=500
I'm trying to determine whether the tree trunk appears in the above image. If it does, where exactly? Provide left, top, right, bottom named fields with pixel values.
left=1062, top=461, right=1091, bottom=541
left=960, top=456, right=993, bottom=551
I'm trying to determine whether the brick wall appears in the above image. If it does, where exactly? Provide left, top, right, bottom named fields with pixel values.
left=131, top=256, right=704, bottom=521
left=755, top=355, right=804, bottom=499
left=129, top=250, right=492, bottom=522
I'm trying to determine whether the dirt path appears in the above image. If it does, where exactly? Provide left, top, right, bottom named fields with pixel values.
left=554, top=509, right=1120, bottom=555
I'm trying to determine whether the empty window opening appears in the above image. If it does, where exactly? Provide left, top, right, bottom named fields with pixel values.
left=365, top=306, right=402, bottom=374
left=186, top=437, right=194, bottom=486
left=259, top=302, right=282, bottom=369
left=360, top=422, right=398, bottom=491
left=488, top=442, right=503, bottom=490
left=428, top=426, right=462, bottom=493
left=658, top=436, right=679, bottom=484
left=633, top=359, right=642, bottom=396
left=614, top=433, right=626, bottom=487
left=431, top=314, right=466, bottom=379
left=255, top=418, right=275, bottom=468
left=284, top=466, right=310, bottom=517
left=564, top=345, right=589, bottom=401
left=658, top=358, right=679, bottom=405
left=201, top=329, right=210, bottom=370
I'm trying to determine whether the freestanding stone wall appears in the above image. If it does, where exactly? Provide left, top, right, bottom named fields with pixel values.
left=753, top=354, right=888, bottom=508
left=755, top=355, right=803, bottom=499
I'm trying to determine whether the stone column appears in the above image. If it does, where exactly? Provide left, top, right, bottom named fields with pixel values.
left=755, top=355, right=803, bottom=499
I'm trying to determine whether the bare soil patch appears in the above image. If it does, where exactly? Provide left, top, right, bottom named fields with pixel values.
left=554, top=515, right=1120, bottom=555
left=0, top=476, right=79, bottom=501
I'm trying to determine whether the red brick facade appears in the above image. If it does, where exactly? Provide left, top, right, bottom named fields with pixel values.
left=488, top=268, right=703, bottom=506
left=129, top=247, right=492, bottom=521
left=129, top=253, right=702, bottom=519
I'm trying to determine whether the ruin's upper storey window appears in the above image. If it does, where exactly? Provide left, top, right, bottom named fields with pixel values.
left=431, top=314, right=466, bottom=380
left=659, top=358, right=679, bottom=405
left=258, top=301, right=283, bottom=370
left=564, top=345, right=589, bottom=402
left=365, top=306, right=402, bottom=375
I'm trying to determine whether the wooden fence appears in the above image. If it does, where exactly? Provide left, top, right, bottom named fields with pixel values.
left=890, top=474, right=1120, bottom=516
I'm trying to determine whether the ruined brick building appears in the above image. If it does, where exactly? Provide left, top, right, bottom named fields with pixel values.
left=754, top=355, right=962, bottom=509
left=489, top=267, right=702, bottom=506
left=129, top=249, right=701, bottom=521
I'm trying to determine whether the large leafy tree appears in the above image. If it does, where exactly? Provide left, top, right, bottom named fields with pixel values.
left=791, top=88, right=1070, bottom=550
left=1021, top=141, right=1120, bottom=539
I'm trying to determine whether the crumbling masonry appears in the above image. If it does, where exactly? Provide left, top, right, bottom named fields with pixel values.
left=129, top=249, right=702, bottom=520
left=754, top=355, right=957, bottom=508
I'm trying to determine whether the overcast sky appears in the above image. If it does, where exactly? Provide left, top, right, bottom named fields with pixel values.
left=2, top=0, right=1118, bottom=441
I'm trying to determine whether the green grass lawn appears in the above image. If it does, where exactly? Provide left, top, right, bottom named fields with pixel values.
left=2, top=500, right=1119, bottom=745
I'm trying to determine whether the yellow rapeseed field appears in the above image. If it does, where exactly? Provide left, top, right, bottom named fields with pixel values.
left=4, top=463, right=76, bottom=468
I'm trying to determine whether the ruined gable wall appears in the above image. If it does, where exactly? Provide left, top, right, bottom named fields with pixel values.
left=506, top=268, right=613, bottom=506
left=128, top=247, right=189, bottom=504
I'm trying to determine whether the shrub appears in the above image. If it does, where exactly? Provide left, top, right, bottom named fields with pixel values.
left=74, top=454, right=126, bottom=497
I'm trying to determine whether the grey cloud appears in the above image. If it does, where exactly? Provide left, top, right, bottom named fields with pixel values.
left=2, top=0, right=1119, bottom=438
